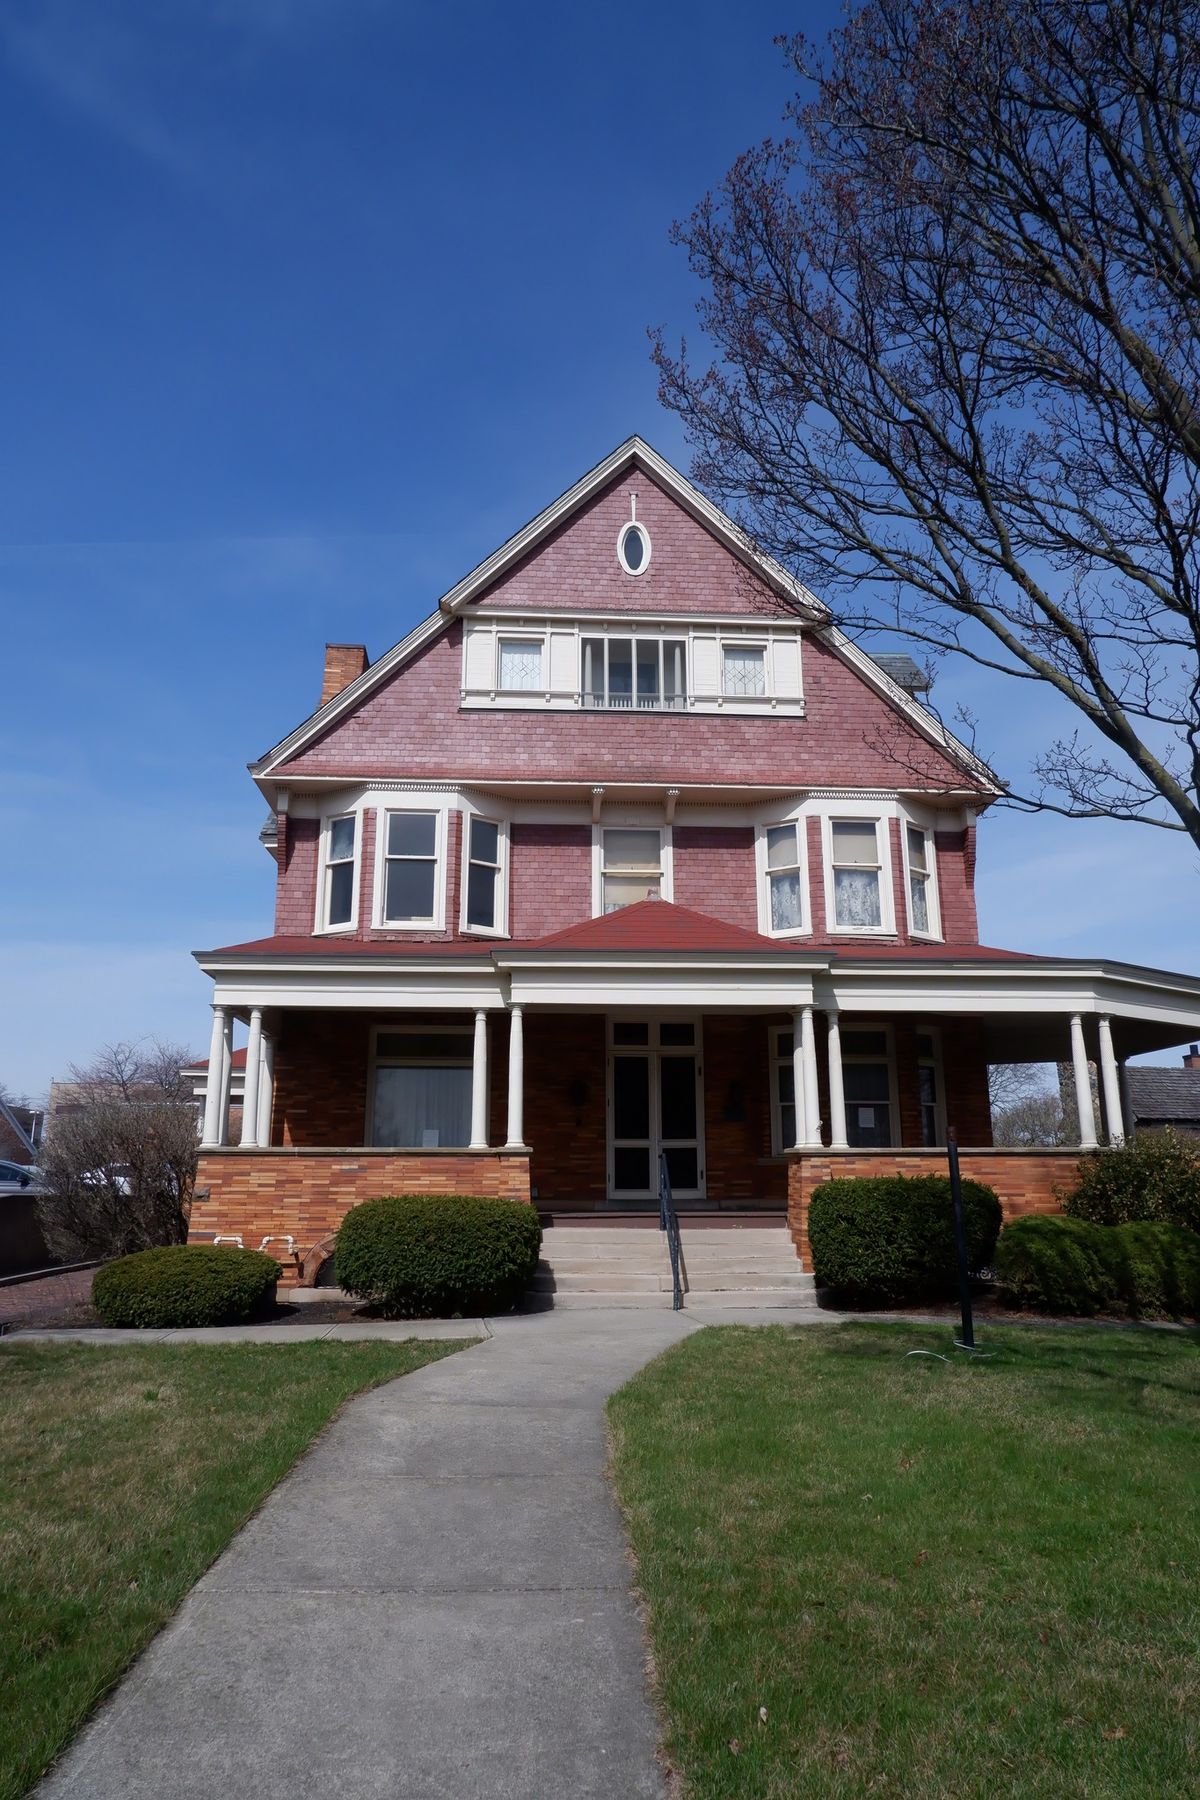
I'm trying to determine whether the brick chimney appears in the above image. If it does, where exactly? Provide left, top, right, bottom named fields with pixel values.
left=1184, top=1043, right=1200, bottom=1070
left=321, top=644, right=368, bottom=707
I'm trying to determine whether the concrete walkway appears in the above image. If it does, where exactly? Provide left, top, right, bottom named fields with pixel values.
left=35, top=1309, right=716, bottom=1800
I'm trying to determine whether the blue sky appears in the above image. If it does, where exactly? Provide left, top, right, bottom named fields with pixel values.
left=1, top=0, right=1196, bottom=1100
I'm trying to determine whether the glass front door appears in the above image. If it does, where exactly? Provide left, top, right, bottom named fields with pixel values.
left=608, top=1019, right=704, bottom=1199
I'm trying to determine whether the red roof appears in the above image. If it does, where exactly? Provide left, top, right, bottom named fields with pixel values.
left=526, top=899, right=791, bottom=954
left=184, top=1047, right=250, bottom=1074
left=196, top=905, right=1048, bottom=965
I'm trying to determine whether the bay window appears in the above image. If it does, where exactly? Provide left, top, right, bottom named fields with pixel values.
left=463, top=816, right=505, bottom=934
left=380, top=810, right=441, bottom=926
left=905, top=823, right=939, bottom=937
left=370, top=1028, right=473, bottom=1147
left=829, top=818, right=886, bottom=930
left=600, top=828, right=664, bottom=912
left=762, top=822, right=807, bottom=934
left=320, top=814, right=357, bottom=930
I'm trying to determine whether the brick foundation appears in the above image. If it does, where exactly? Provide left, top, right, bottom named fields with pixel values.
left=190, top=1148, right=532, bottom=1285
left=786, top=1148, right=1086, bottom=1266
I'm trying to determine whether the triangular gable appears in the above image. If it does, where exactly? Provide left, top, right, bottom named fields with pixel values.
left=527, top=899, right=790, bottom=955
left=252, top=436, right=998, bottom=796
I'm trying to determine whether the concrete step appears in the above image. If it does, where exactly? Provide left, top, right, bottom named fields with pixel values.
left=683, top=1271, right=815, bottom=1292
left=684, top=1287, right=821, bottom=1310
left=532, top=1270, right=668, bottom=1293
left=523, top=1290, right=678, bottom=1311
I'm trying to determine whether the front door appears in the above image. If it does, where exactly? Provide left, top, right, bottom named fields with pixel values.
left=608, top=1019, right=705, bottom=1200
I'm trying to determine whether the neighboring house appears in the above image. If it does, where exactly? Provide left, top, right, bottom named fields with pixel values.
left=0, top=1101, right=50, bottom=1277
left=1126, top=1045, right=1200, bottom=1137
left=188, top=437, right=1200, bottom=1285
left=0, top=1096, right=41, bottom=1167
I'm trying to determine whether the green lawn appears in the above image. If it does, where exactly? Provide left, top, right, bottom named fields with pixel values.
left=0, top=1338, right=468, bottom=1800
left=608, top=1322, right=1200, bottom=1800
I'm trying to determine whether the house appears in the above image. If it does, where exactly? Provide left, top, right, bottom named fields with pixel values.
left=1126, top=1045, right=1200, bottom=1138
left=188, top=438, right=1200, bottom=1290
left=179, top=1049, right=246, bottom=1143
left=0, top=1096, right=41, bottom=1168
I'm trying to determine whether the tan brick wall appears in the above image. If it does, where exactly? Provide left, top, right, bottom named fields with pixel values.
left=786, top=1148, right=1086, bottom=1266
left=190, top=1148, right=532, bottom=1284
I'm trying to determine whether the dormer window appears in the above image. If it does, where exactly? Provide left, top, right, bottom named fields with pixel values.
left=617, top=520, right=650, bottom=575
left=722, top=643, right=766, bottom=697
left=581, top=633, right=686, bottom=710
left=498, top=638, right=543, bottom=691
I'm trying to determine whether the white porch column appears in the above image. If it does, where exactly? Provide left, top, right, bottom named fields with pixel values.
left=790, top=1010, right=808, bottom=1148
left=256, top=1032, right=274, bottom=1148
left=239, top=1008, right=264, bottom=1147
left=801, top=1004, right=821, bottom=1146
left=826, top=1009, right=848, bottom=1150
left=200, top=1005, right=227, bottom=1147
left=470, top=1009, right=489, bottom=1150
left=1070, top=1012, right=1098, bottom=1150
left=216, top=1012, right=234, bottom=1145
left=505, top=1005, right=526, bottom=1149
left=1097, top=1015, right=1125, bottom=1145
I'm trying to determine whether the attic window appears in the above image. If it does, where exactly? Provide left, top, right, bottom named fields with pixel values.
left=617, top=521, right=650, bottom=576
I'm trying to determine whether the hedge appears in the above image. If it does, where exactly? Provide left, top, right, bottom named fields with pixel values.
left=1064, top=1129, right=1200, bottom=1233
left=92, top=1245, right=282, bottom=1328
left=806, top=1173, right=1003, bottom=1304
left=994, top=1215, right=1200, bottom=1318
left=335, top=1193, right=542, bottom=1319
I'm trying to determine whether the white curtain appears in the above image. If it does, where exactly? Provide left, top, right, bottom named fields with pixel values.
left=834, top=868, right=882, bottom=928
left=372, top=1067, right=472, bottom=1147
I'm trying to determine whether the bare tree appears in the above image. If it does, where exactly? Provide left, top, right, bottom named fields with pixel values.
left=37, top=1039, right=200, bottom=1261
left=992, top=1088, right=1069, bottom=1147
left=654, top=0, right=1200, bottom=847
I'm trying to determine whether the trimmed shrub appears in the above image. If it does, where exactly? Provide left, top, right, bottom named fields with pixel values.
left=92, top=1245, right=282, bottom=1328
left=807, top=1174, right=1003, bottom=1304
left=1112, top=1221, right=1200, bottom=1319
left=335, top=1193, right=543, bottom=1319
left=993, top=1216, right=1120, bottom=1315
left=1064, top=1130, right=1200, bottom=1233
left=994, top=1215, right=1200, bottom=1318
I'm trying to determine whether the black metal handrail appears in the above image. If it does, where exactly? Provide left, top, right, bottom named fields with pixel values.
left=658, top=1151, right=684, bottom=1311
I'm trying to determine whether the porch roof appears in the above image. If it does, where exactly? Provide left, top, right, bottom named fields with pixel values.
left=192, top=903, right=1200, bottom=1056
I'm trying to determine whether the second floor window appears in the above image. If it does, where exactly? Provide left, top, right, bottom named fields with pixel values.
left=601, top=828, right=663, bottom=912
left=906, top=824, right=938, bottom=936
left=464, top=817, right=503, bottom=933
left=322, top=814, right=357, bottom=929
left=764, top=823, right=805, bottom=933
left=830, top=819, right=885, bottom=930
left=382, top=811, right=439, bottom=925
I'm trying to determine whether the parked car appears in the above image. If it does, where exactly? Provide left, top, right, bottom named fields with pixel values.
left=0, top=1160, right=52, bottom=1277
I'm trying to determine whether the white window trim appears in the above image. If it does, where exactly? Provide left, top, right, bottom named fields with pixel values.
left=459, top=812, right=510, bottom=938
left=496, top=634, right=546, bottom=694
left=617, top=520, right=652, bottom=576
left=901, top=817, right=943, bottom=941
left=821, top=812, right=896, bottom=936
left=460, top=617, right=805, bottom=716
left=719, top=637, right=769, bottom=701
left=366, top=1021, right=475, bottom=1147
left=768, top=1025, right=796, bottom=1155
left=591, top=822, right=674, bottom=917
left=314, top=810, right=361, bottom=936
left=755, top=818, right=811, bottom=938
left=916, top=1025, right=947, bottom=1146
left=372, top=802, right=449, bottom=931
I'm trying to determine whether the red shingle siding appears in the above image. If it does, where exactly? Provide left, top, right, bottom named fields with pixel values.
left=509, top=824, right=591, bottom=938
left=278, top=625, right=969, bottom=792
left=672, top=827, right=758, bottom=929
left=275, top=815, right=319, bottom=935
left=936, top=829, right=979, bottom=941
left=475, top=470, right=796, bottom=618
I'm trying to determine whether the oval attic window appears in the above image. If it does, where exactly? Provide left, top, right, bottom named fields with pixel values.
left=618, top=521, right=650, bottom=575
